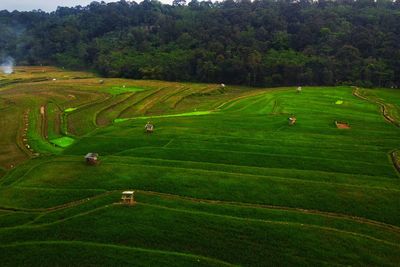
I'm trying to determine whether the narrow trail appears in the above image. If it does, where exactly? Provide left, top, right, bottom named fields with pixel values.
left=138, top=202, right=400, bottom=248
left=137, top=190, right=400, bottom=233
left=0, top=190, right=117, bottom=213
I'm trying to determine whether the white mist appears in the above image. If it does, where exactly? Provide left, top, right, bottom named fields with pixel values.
left=1, top=57, right=15, bottom=74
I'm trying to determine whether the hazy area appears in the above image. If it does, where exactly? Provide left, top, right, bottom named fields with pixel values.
left=0, top=56, right=14, bottom=74
left=0, top=0, right=133, bottom=12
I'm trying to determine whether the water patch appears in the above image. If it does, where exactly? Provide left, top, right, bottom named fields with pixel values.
left=50, top=137, right=75, bottom=148
left=64, top=108, right=77, bottom=113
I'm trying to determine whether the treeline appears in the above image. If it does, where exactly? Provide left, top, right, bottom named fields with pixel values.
left=1, top=0, right=400, bottom=87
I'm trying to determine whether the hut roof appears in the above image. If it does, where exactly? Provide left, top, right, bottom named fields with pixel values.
left=122, top=191, right=134, bottom=195
left=85, top=153, right=98, bottom=159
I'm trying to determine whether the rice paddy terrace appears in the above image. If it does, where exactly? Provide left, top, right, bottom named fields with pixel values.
left=0, top=67, right=400, bottom=266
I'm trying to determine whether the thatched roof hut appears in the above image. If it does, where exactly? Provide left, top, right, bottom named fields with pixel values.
left=145, top=122, right=154, bottom=133
left=85, top=153, right=99, bottom=165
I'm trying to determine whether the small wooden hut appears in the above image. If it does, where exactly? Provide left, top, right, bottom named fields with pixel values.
left=288, top=116, right=297, bottom=125
left=145, top=122, right=154, bottom=133
left=335, top=121, right=350, bottom=129
left=121, top=191, right=135, bottom=205
left=85, top=153, right=99, bottom=165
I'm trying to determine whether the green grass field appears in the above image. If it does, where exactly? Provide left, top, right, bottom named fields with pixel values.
left=50, top=137, right=75, bottom=148
left=0, top=67, right=399, bottom=266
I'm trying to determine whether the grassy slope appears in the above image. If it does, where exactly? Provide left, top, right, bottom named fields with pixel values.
left=0, top=193, right=399, bottom=266
left=1, top=68, right=400, bottom=266
left=0, top=242, right=229, bottom=267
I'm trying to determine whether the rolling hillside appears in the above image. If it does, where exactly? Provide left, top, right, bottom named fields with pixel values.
left=0, top=67, right=399, bottom=266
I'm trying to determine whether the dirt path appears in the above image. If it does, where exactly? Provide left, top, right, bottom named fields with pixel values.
left=353, top=87, right=400, bottom=127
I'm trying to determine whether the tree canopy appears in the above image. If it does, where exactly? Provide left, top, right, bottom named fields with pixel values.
left=1, top=0, right=400, bottom=87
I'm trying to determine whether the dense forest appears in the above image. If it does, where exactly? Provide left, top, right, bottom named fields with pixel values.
left=1, top=0, right=400, bottom=87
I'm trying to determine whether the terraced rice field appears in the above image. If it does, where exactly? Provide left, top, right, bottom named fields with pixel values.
left=0, top=67, right=399, bottom=266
